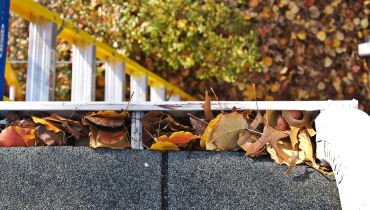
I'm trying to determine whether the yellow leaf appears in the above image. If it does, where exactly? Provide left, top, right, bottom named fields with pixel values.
left=267, top=141, right=305, bottom=166
left=361, top=18, right=369, bottom=29
left=332, top=39, right=341, bottom=48
left=297, top=32, right=306, bottom=40
left=31, top=115, right=65, bottom=133
left=150, top=141, right=180, bottom=152
left=200, top=113, right=223, bottom=149
left=271, top=84, right=279, bottom=93
left=317, top=31, right=326, bottom=42
left=263, top=56, right=273, bottom=67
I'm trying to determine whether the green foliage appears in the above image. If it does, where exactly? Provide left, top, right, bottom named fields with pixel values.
left=121, top=0, right=262, bottom=82
left=11, top=0, right=262, bottom=83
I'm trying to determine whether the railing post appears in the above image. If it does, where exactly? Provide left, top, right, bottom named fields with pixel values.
left=71, top=40, right=96, bottom=102
left=105, top=57, right=125, bottom=102
left=26, top=15, right=57, bottom=101
left=130, top=72, right=147, bottom=149
left=150, top=82, right=165, bottom=102
left=169, top=93, right=181, bottom=101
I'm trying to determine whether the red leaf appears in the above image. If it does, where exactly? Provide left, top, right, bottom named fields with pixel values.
left=305, top=0, right=315, bottom=6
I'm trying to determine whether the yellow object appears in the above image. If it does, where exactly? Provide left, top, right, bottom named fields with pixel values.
left=10, top=0, right=196, bottom=101
left=5, top=59, right=24, bottom=101
left=3, top=96, right=11, bottom=101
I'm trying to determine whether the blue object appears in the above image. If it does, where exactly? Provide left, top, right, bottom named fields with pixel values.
left=0, top=0, right=10, bottom=101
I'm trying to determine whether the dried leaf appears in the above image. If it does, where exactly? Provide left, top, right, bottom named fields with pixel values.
left=305, top=0, right=315, bottom=6
left=210, top=112, right=249, bottom=151
left=87, top=110, right=129, bottom=120
left=238, top=130, right=262, bottom=156
left=81, top=117, right=100, bottom=146
left=97, top=128, right=127, bottom=144
left=267, top=141, right=304, bottom=167
left=190, top=117, right=208, bottom=137
left=0, top=126, right=35, bottom=147
left=202, top=90, right=213, bottom=121
left=11, top=117, right=36, bottom=129
left=248, top=0, right=259, bottom=7
left=200, top=113, right=223, bottom=150
left=157, top=131, right=199, bottom=146
left=31, top=115, right=66, bottom=133
left=44, top=114, right=84, bottom=139
left=150, top=141, right=180, bottom=152
left=282, top=111, right=316, bottom=149
left=317, top=31, right=326, bottom=42
left=35, top=125, right=64, bottom=146
left=141, top=111, right=164, bottom=147
left=84, top=116, right=123, bottom=128
left=298, top=129, right=319, bottom=169
left=89, top=134, right=130, bottom=149
left=246, top=125, right=290, bottom=165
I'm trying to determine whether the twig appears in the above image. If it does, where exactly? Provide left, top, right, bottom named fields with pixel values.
left=253, top=84, right=259, bottom=113
left=130, top=137, right=149, bottom=149
left=245, top=127, right=263, bottom=136
left=187, top=113, right=209, bottom=124
left=122, top=92, right=135, bottom=114
left=266, top=108, right=268, bottom=125
left=68, top=107, right=77, bottom=120
left=210, top=87, right=223, bottom=113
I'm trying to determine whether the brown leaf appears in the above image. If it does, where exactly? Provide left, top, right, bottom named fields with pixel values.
left=202, top=90, right=213, bottom=121
left=81, top=117, right=100, bottom=146
left=31, top=115, right=67, bottom=133
left=141, top=111, right=164, bottom=147
left=11, top=117, right=36, bottom=129
left=246, top=125, right=290, bottom=164
left=97, top=128, right=127, bottom=144
left=44, top=114, right=84, bottom=139
left=0, top=126, right=35, bottom=147
left=6, top=111, right=20, bottom=123
left=238, top=130, right=265, bottom=157
left=282, top=111, right=316, bottom=149
left=298, top=129, right=319, bottom=169
left=84, top=116, right=123, bottom=128
left=35, top=125, right=64, bottom=146
left=210, top=112, right=249, bottom=151
left=190, top=117, right=208, bottom=137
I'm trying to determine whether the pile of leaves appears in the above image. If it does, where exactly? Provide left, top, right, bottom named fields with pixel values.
left=140, top=91, right=330, bottom=175
left=0, top=110, right=131, bottom=149
left=0, top=91, right=331, bottom=175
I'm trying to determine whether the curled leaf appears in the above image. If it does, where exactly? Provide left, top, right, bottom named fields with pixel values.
left=158, top=131, right=199, bottom=146
left=150, top=141, right=180, bottom=152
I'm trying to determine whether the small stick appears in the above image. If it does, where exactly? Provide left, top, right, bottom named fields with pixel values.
left=122, top=92, right=135, bottom=114
left=187, top=113, right=209, bottom=124
left=253, top=84, right=259, bottom=113
left=68, top=107, right=78, bottom=120
left=130, top=137, right=150, bottom=149
left=245, top=127, right=263, bottom=136
left=210, top=87, right=223, bottom=113
left=266, top=108, right=268, bottom=125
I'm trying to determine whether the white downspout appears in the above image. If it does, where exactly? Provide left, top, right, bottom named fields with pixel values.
left=315, top=107, right=370, bottom=210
